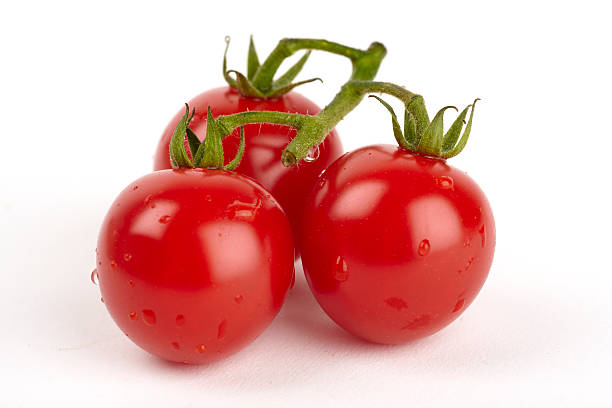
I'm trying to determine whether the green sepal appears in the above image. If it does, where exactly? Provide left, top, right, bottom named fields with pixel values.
left=441, top=99, right=479, bottom=158
left=441, top=105, right=470, bottom=152
left=169, top=104, right=194, bottom=168
left=369, top=95, right=411, bottom=149
left=223, top=36, right=238, bottom=89
left=417, top=106, right=457, bottom=156
left=223, top=126, right=245, bottom=171
left=247, top=36, right=260, bottom=80
left=187, top=106, right=195, bottom=125
left=406, top=96, right=430, bottom=145
left=186, top=128, right=201, bottom=159
left=194, top=107, right=224, bottom=169
left=272, top=51, right=311, bottom=89
left=223, top=37, right=316, bottom=98
left=226, top=70, right=266, bottom=98
left=403, top=107, right=417, bottom=147
left=266, top=77, right=322, bottom=98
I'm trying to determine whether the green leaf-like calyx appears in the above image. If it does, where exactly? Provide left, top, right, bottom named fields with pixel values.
left=168, top=104, right=246, bottom=170
left=370, top=95, right=479, bottom=159
left=223, top=36, right=319, bottom=98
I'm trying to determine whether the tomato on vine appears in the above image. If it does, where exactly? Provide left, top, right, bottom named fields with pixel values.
left=300, top=93, right=495, bottom=344
left=97, top=108, right=294, bottom=364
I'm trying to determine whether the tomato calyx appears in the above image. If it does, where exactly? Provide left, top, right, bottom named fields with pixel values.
left=169, top=104, right=245, bottom=170
left=369, top=94, right=479, bottom=159
left=223, top=36, right=322, bottom=99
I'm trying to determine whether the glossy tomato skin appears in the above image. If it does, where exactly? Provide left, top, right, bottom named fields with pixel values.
left=300, top=145, right=495, bottom=344
left=153, top=86, right=343, bottom=255
left=96, top=169, right=294, bottom=364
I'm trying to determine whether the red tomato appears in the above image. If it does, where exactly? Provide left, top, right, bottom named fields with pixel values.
left=300, top=145, right=495, bottom=344
left=96, top=169, right=294, bottom=364
left=153, top=87, right=343, bottom=255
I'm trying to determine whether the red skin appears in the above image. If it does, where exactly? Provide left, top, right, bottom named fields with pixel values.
left=153, top=86, right=343, bottom=255
left=300, top=145, right=496, bottom=344
left=96, top=169, right=294, bottom=364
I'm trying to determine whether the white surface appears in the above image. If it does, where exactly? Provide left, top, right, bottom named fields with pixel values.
left=1, top=0, right=611, bottom=406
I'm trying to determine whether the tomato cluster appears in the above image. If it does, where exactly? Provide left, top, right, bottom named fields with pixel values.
left=94, top=37, right=495, bottom=364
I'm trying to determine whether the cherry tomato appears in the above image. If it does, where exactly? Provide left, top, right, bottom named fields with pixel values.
left=153, top=86, right=343, bottom=255
left=300, top=145, right=495, bottom=344
left=96, top=169, right=294, bottom=364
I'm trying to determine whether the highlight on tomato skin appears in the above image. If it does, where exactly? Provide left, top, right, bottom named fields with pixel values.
left=300, top=144, right=495, bottom=345
left=153, top=86, right=344, bottom=257
left=95, top=168, right=295, bottom=364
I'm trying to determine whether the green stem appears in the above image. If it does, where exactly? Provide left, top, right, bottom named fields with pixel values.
left=217, top=111, right=307, bottom=135
left=211, top=79, right=422, bottom=167
left=251, top=39, right=384, bottom=91
left=349, top=81, right=419, bottom=101
left=281, top=80, right=418, bottom=166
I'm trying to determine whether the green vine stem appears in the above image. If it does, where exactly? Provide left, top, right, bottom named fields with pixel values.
left=224, top=37, right=386, bottom=98
left=186, top=38, right=477, bottom=166
left=251, top=39, right=386, bottom=92
left=207, top=79, right=476, bottom=165
left=210, top=80, right=419, bottom=167
left=209, top=43, right=388, bottom=166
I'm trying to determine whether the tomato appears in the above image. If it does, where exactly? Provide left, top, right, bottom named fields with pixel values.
left=96, top=169, right=294, bottom=364
left=300, top=145, right=495, bottom=344
left=153, top=86, right=343, bottom=255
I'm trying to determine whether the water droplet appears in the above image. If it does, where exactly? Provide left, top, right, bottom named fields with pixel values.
left=234, top=294, right=244, bottom=304
left=128, top=280, right=135, bottom=287
left=110, top=260, right=117, bottom=268
left=317, top=177, right=326, bottom=188
left=479, top=225, right=486, bottom=247
left=176, top=314, right=185, bottom=327
left=453, top=298, right=465, bottom=312
left=195, top=344, right=207, bottom=353
left=100, top=297, right=104, bottom=303
left=142, top=309, right=156, bottom=325
left=436, top=176, right=454, bottom=189
left=171, top=342, right=180, bottom=350
left=98, top=261, right=102, bottom=266
left=129, top=312, right=138, bottom=320
left=465, top=257, right=475, bottom=271
left=417, top=239, right=430, bottom=256
left=217, top=320, right=227, bottom=340
left=226, top=199, right=262, bottom=220
left=144, top=195, right=153, bottom=205
left=123, top=253, right=132, bottom=262
left=385, top=297, right=408, bottom=311
left=158, top=215, right=171, bottom=224
left=304, top=145, right=320, bottom=162
left=150, top=203, right=156, bottom=209
left=132, top=185, right=139, bottom=191
left=334, top=256, right=348, bottom=282
left=90, top=269, right=98, bottom=285
left=205, top=194, right=212, bottom=202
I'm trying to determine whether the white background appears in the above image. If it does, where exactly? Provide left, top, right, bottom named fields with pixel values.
left=1, top=0, right=611, bottom=406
